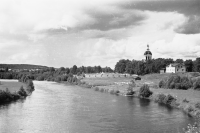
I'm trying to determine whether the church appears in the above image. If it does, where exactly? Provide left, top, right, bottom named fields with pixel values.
left=144, top=45, right=152, bottom=61
left=143, top=45, right=186, bottom=73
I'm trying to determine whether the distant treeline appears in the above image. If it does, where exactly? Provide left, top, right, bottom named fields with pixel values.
left=0, top=64, right=48, bottom=70
left=0, top=65, right=113, bottom=82
left=114, top=58, right=199, bottom=75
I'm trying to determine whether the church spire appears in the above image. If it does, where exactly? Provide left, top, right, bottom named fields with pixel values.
left=144, top=44, right=152, bottom=61
left=147, top=44, right=149, bottom=51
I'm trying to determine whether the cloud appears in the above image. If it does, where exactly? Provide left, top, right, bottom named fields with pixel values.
left=81, top=9, right=147, bottom=31
left=175, top=15, right=200, bottom=34
left=118, top=0, right=200, bottom=34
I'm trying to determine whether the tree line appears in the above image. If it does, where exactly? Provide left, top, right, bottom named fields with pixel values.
left=114, top=58, right=199, bottom=75
left=0, top=65, right=113, bottom=82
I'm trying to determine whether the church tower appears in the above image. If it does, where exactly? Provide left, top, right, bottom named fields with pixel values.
left=144, top=44, right=152, bottom=61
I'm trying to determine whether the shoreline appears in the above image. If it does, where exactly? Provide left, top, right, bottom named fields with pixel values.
left=0, top=79, right=35, bottom=105
left=60, top=78, right=200, bottom=119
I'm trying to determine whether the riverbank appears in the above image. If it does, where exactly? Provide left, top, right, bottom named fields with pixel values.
left=79, top=74, right=200, bottom=119
left=0, top=79, right=35, bottom=105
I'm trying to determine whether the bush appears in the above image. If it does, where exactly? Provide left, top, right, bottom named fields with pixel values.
left=18, top=86, right=27, bottom=97
left=159, top=80, right=165, bottom=88
left=159, top=75, right=192, bottom=90
left=155, top=94, right=176, bottom=105
left=26, top=80, right=34, bottom=91
left=193, top=79, right=200, bottom=90
left=139, top=84, right=152, bottom=98
left=155, top=94, right=166, bottom=103
left=126, top=80, right=135, bottom=95
left=163, top=94, right=176, bottom=105
left=169, top=82, right=175, bottom=89
left=181, top=82, right=192, bottom=90
left=55, top=76, right=61, bottom=82
left=175, top=83, right=181, bottom=89
left=94, top=87, right=99, bottom=91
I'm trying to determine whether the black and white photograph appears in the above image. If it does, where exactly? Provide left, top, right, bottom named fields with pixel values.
left=0, top=0, right=200, bottom=132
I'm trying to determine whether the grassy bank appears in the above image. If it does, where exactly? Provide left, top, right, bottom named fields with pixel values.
left=80, top=73, right=200, bottom=119
left=0, top=79, right=34, bottom=105
left=0, top=80, right=26, bottom=92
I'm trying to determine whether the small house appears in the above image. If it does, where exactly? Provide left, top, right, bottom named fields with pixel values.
left=166, top=63, right=186, bottom=73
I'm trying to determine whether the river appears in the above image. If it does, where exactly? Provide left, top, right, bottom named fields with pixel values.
left=0, top=81, right=196, bottom=133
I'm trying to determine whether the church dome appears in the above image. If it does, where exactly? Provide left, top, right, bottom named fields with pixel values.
left=144, top=50, right=152, bottom=55
left=144, top=44, right=152, bottom=55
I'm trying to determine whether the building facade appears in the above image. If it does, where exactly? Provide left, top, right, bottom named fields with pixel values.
left=144, top=45, right=152, bottom=61
left=166, top=63, right=186, bottom=73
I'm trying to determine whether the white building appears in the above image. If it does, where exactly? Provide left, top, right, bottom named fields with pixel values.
left=166, top=63, right=186, bottom=73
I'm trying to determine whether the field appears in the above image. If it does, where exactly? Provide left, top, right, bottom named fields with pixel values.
left=0, top=80, right=26, bottom=93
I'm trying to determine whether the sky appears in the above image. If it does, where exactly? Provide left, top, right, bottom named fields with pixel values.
left=0, top=0, right=200, bottom=68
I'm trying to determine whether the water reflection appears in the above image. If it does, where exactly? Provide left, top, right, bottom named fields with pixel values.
left=139, top=98, right=150, bottom=107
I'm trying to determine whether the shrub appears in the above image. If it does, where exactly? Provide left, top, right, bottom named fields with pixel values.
left=126, top=80, right=135, bottom=95
left=26, top=80, right=34, bottom=91
left=155, top=94, right=176, bottom=105
left=155, top=94, right=166, bottom=103
left=160, top=75, right=192, bottom=90
left=159, top=80, right=165, bottom=88
left=175, top=83, right=181, bottom=89
left=139, top=84, right=152, bottom=98
left=94, top=87, right=99, bottom=91
left=18, top=86, right=27, bottom=97
left=169, top=82, right=175, bottom=89
left=193, top=79, right=200, bottom=90
left=181, top=82, right=192, bottom=90
left=163, top=94, right=176, bottom=105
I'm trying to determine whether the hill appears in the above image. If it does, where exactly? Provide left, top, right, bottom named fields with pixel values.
left=0, top=64, right=49, bottom=70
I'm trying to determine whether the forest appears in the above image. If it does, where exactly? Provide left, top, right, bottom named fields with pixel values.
left=114, top=58, right=198, bottom=75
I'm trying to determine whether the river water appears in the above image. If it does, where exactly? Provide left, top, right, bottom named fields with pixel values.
left=0, top=81, right=196, bottom=133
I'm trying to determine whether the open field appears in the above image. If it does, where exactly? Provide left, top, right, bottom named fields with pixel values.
left=0, top=80, right=26, bottom=93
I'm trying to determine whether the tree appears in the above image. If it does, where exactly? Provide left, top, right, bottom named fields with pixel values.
left=115, top=59, right=131, bottom=73
left=65, top=68, right=70, bottom=74
left=193, top=58, right=200, bottom=72
left=175, top=59, right=184, bottom=63
left=71, top=65, right=77, bottom=74
left=184, top=60, right=193, bottom=72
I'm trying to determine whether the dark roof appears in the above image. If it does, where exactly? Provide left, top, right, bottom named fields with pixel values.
left=144, top=50, right=152, bottom=55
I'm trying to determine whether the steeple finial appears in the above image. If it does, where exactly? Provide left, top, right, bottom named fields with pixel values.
left=147, top=44, right=149, bottom=50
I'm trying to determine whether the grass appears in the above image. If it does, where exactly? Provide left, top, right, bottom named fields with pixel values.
left=0, top=80, right=27, bottom=92
left=82, top=77, right=132, bottom=86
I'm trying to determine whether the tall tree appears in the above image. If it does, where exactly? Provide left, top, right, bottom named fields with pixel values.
left=193, top=58, right=200, bottom=72
left=175, top=59, right=184, bottom=63
left=184, top=60, right=193, bottom=72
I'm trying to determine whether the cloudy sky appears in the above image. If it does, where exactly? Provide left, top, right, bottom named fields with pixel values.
left=0, top=0, right=200, bottom=68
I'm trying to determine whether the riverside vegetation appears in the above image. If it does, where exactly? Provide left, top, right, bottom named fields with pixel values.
left=0, top=78, right=34, bottom=105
